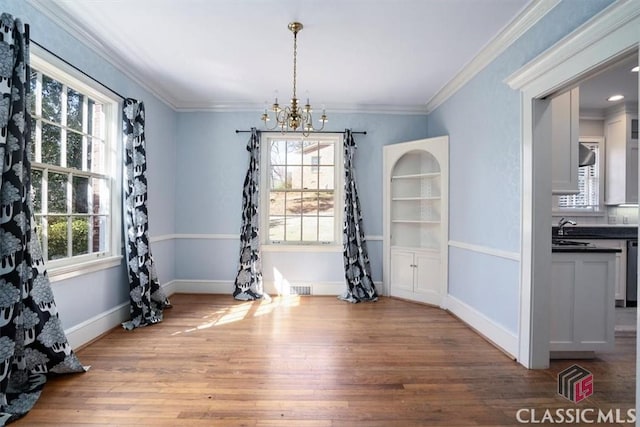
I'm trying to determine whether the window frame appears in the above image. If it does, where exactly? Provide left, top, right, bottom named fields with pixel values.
left=30, top=45, right=123, bottom=281
left=553, top=136, right=605, bottom=216
left=260, top=132, right=344, bottom=250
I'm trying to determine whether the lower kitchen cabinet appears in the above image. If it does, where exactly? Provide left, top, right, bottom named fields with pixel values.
left=583, top=239, right=626, bottom=304
left=550, top=252, right=616, bottom=356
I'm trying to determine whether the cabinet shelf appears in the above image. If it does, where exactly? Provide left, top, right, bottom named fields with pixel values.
left=391, top=172, right=440, bottom=180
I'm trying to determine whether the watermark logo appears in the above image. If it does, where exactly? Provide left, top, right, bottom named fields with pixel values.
left=558, top=364, right=593, bottom=403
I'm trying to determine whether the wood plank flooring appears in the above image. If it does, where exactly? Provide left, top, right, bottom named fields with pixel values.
left=13, top=294, right=636, bottom=426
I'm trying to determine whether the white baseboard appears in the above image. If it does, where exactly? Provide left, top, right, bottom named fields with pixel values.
left=445, top=294, right=518, bottom=359
left=64, top=280, right=178, bottom=350
left=64, top=302, right=129, bottom=350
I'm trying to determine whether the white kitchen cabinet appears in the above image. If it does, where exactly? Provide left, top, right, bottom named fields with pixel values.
left=550, top=251, right=616, bottom=356
left=583, top=239, right=627, bottom=304
left=605, top=107, right=638, bottom=205
left=551, top=87, right=580, bottom=195
left=383, top=136, right=448, bottom=306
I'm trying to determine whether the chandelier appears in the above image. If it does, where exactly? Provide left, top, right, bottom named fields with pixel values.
left=261, top=22, right=327, bottom=136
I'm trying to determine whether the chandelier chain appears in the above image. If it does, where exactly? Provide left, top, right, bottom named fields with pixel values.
left=292, top=31, right=297, bottom=101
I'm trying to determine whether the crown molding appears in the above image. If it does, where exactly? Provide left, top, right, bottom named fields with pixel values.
left=26, top=0, right=179, bottom=110
left=505, top=0, right=640, bottom=93
left=425, top=0, right=561, bottom=113
left=176, top=101, right=429, bottom=115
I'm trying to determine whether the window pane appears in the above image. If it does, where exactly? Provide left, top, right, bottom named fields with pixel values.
left=269, top=191, right=285, bottom=215
left=72, top=176, right=89, bottom=213
left=288, top=166, right=303, bottom=189
left=285, top=216, right=301, bottom=241
left=286, top=192, right=302, bottom=215
left=318, top=166, right=334, bottom=190
left=48, top=172, right=67, bottom=213
left=287, top=140, right=302, bottom=165
left=47, top=216, right=68, bottom=260
left=302, top=142, right=318, bottom=165
left=67, top=132, right=83, bottom=169
left=270, top=140, right=287, bottom=165
left=31, top=169, right=42, bottom=213
left=319, top=143, right=335, bottom=165
left=89, top=137, right=106, bottom=174
left=318, top=191, right=334, bottom=215
left=302, top=216, right=318, bottom=241
left=67, top=88, right=84, bottom=131
left=301, top=192, right=319, bottom=216
left=29, top=70, right=37, bottom=114
left=269, top=215, right=285, bottom=241
left=72, top=216, right=89, bottom=256
left=92, top=215, right=108, bottom=253
left=42, top=75, right=62, bottom=123
left=318, top=217, right=334, bottom=242
left=91, top=177, right=109, bottom=214
left=301, top=166, right=318, bottom=190
left=270, top=165, right=286, bottom=190
left=42, top=123, right=61, bottom=165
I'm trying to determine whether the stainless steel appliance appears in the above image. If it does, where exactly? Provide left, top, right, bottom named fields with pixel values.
left=627, top=240, right=637, bottom=307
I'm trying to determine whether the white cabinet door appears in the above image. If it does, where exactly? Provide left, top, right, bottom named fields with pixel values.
left=415, top=251, right=440, bottom=296
left=390, top=250, right=414, bottom=293
left=550, top=252, right=616, bottom=355
left=551, top=87, right=579, bottom=195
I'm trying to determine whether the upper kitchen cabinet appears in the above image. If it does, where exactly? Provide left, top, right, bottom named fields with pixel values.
left=605, top=105, right=638, bottom=205
left=551, top=87, right=580, bottom=194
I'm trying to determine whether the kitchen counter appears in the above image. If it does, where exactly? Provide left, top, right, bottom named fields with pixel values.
left=552, top=243, right=623, bottom=253
left=552, top=225, right=637, bottom=240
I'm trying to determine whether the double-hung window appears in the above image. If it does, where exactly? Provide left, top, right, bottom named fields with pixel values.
left=261, top=133, right=343, bottom=246
left=556, top=139, right=603, bottom=212
left=29, top=49, right=121, bottom=279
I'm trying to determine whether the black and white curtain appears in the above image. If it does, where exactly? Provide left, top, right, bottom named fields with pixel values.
left=339, top=129, right=377, bottom=303
left=233, top=128, right=263, bottom=301
left=122, top=99, right=170, bottom=330
left=0, top=14, right=85, bottom=424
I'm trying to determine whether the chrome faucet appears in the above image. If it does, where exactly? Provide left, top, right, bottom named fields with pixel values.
left=557, top=217, right=577, bottom=236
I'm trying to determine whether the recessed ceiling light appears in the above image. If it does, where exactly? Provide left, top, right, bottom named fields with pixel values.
left=607, top=94, right=625, bottom=102
left=632, top=65, right=639, bottom=72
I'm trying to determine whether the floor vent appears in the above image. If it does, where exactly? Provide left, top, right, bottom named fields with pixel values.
left=289, top=285, right=312, bottom=296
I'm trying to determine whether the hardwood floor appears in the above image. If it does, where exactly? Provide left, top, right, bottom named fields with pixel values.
left=14, top=294, right=636, bottom=426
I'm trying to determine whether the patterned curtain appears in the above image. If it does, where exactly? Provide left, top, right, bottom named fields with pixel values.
left=339, top=129, right=378, bottom=303
left=233, top=128, right=263, bottom=301
left=0, top=14, right=85, bottom=424
left=122, top=99, right=170, bottom=330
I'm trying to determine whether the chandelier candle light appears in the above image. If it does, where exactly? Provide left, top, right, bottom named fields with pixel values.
left=261, top=22, right=327, bottom=136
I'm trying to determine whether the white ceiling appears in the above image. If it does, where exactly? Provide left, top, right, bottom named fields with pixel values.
left=578, top=52, right=639, bottom=113
left=30, top=0, right=535, bottom=113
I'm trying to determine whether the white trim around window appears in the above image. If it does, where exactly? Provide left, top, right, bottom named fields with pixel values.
left=30, top=44, right=123, bottom=279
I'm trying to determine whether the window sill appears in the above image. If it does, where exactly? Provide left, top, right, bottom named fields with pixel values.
left=262, top=244, right=343, bottom=253
left=48, top=255, right=123, bottom=283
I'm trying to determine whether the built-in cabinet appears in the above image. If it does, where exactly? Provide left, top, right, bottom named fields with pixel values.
left=550, top=251, right=616, bottom=357
left=583, top=239, right=627, bottom=303
left=551, top=87, right=580, bottom=194
left=605, top=106, right=638, bottom=205
left=383, top=136, right=448, bottom=306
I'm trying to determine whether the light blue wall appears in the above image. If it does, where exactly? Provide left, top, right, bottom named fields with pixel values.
left=175, top=111, right=428, bottom=285
left=428, top=0, right=614, bottom=334
left=1, top=0, right=178, bottom=330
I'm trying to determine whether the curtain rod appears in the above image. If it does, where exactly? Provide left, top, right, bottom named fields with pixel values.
left=235, top=130, right=366, bottom=135
left=30, top=39, right=126, bottom=101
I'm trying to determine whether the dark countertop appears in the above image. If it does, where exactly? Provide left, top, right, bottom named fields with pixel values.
left=552, top=225, right=637, bottom=240
left=552, top=245, right=622, bottom=253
